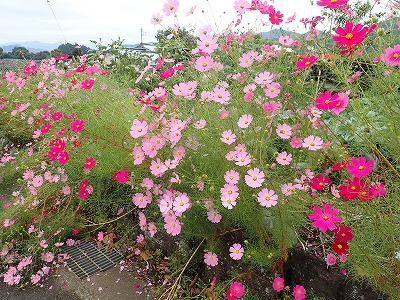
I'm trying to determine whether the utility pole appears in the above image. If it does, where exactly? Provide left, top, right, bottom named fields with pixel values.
left=140, top=28, right=144, bottom=44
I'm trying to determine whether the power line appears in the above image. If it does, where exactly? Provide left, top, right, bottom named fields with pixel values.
left=46, top=0, right=68, bottom=46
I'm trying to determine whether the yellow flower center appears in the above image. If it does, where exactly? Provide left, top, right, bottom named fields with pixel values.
left=345, top=33, right=353, bottom=40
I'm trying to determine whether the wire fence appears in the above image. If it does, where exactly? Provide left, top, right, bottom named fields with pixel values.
left=0, top=59, right=39, bottom=75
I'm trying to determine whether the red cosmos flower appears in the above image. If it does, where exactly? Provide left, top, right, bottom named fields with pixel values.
left=72, top=228, right=79, bottom=235
left=317, top=0, right=348, bottom=9
left=333, top=22, right=368, bottom=49
left=269, top=9, right=283, bottom=25
left=81, top=79, right=95, bottom=90
left=58, top=151, right=69, bottom=165
left=78, top=188, right=89, bottom=200
left=332, top=239, right=349, bottom=255
left=80, top=179, right=89, bottom=190
left=310, top=174, right=332, bottom=191
left=339, top=177, right=370, bottom=201
left=70, top=119, right=85, bottom=132
left=335, top=225, right=354, bottom=242
left=40, top=123, right=52, bottom=134
left=113, top=170, right=129, bottom=183
left=75, top=65, right=87, bottom=73
left=332, top=160, right=347, bottom=171
left=296, top=55, right=318, bottom=69
left=83, top=157, right=96, bottom=169
left=56, top=54, right=69, bottom=61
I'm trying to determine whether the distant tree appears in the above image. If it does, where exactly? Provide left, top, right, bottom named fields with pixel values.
left=32, top=51, right=50, bottom=60
left=155, top=27, right=197, bottom=63
left=0, top=47, right=3, bottom=58
left=12, top=46, right=31, bottom=59
left=56, top=43, right=90, bottom=57
left=50, top=48, right=63, bottom=58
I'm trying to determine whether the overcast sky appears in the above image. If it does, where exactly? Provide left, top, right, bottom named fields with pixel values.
left=0, top=0, right=389, bottom=46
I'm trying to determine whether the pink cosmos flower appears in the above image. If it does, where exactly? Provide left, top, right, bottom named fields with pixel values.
left=290, top=137, right=303, bottom=148
left=302, top=135, right=323, bottom=150
left=220, top=130, right=236, bottom=145
left=239, top=52, right=254, bottom=68
left=237, top=114, right=253, bottom=128
left=70, top=119, right=85, bottom=132
left=234, top=0, right=251, bottom=14
left=204, top=252, right=218, bottom=267
left=31, top=175, right=43, bottom=187
left=229, top=281, right=245, bottom=298
left=41, top=252, right=54, bottom=263
left=264, top=82, right=281, bottom=98
left=197, top=35, right=218, bottom=55
left=132, top=146, right=145, bottom=165
left=325, top=253, right=337, bottom=266
left=330, top=93, right=349, bottom=115
left=220, top=110, right=230, bottom=119
left=130, top=119, right=148, bottom=138
left=15, top=77, right=26, bottom=89
left=229, top=243, right=244, bottom=260
left=380, top=45, right=400, bottom=66
left=195, top=56, right=214, bottom=72
left=132, top=193, right=149, bottom=208
left=163, top=0, right=179, bottom=16
left=272, top=276, right=285, bottom=292
left=309, top=203, right=342, bottom=232
left=292, top=285, right=306, bottom=300
left=207, top=209, right=222, bottom=223
left=224, top=170, right=240, bottom=185
left=245, top=168, right=265, bottom=188
left=276, top=124, right=292, bottom=139
left=276, top=151, right=292, bottom=165
left=172, top=194, right=191, bottom=213
left=257, top=188, right=278, bottom=207
left=211, top=86, right=230, bottom=104
left=346, top=156, right=374, bottom=177
left=164, top=218, right=181, bottom=236
left=254, top=71, right=274, bottom=86
left=263, top=101, right=279, bottom=114
left=151, top=13, right=163, bottom=25
left=234, top=151, right=252, bottom=166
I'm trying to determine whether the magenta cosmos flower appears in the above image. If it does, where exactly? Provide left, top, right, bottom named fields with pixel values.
left=333, top=22, right=368, bottom=49
left=292, top=285, right=307, bottom=300
left=346, top=156, right=374, bottom=177
left=229, top=281, right=245, bottom=298
left=272, top=276, right=285, bottom=292
left=81, top=79, right=94, bottom=90
left=70, top=119, right=85, bottom=132
left=317, top=0, right=348, bottom=9
left=380, top=44, right=400, bottom=66
left=296, top=55, right=318, bottom=69
left=309, top=203, right=342, bottom=232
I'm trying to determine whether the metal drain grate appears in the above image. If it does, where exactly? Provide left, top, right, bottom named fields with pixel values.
left=62, top=240, right=123, bottom=278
